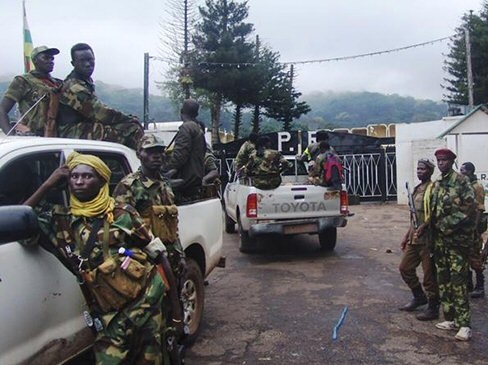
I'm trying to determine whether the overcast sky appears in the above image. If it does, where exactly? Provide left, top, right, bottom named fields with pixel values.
left=0, top=0, right=483, bottom=101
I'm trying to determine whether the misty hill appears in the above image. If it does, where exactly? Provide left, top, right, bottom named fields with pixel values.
left=0, top=79, right=448, bottom=132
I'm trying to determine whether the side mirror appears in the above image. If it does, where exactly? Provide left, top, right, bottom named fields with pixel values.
left=0, top=205, right=39, bottom=244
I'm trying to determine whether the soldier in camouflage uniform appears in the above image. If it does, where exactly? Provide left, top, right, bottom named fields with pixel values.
left=201, top=144, right=221, bottom=198
left=0, top=46, right=62, bottom=136
left=57, top=43, right=143, bottom=150
left=24, top=152, right=166, bottom=364
left=398, top=158, right=439, bottom=321
left=244, top=135, right=292, bottom=190
left=299, top=129, right=330, bottom=164
left=428, top=148, right=476, bottom=341
left=113, top=134, right=186, bottom=277
left=235, top=131, right=258, bottom=174
left=460, top=162, right=486, bottom=298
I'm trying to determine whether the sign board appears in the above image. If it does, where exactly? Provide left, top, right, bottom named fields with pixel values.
left=478, top=171, right=488, bottom=210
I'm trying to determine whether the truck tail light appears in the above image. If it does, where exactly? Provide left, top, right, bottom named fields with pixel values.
left=247, top=193, right=258, bottom=218
left=340, top=190, right=349, bottom=216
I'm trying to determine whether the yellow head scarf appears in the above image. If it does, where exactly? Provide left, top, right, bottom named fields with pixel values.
left=66, top=152, right=115, bottom=222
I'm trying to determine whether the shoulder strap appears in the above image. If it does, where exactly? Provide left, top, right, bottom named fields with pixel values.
left=80, top=218, right=105, bottom=259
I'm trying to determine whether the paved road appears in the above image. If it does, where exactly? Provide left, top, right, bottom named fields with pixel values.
left=185, top=203, right=488, bottom=365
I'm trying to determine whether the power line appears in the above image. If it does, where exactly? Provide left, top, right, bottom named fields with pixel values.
left=186, top=35, right=452, bottom=68
left=282, top=36, right=451, bottom=65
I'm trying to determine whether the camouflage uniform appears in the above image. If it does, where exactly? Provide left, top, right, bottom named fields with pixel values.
left=429, top=169, right=476, bottom=327
left=300, top=142, right=336, bottom=163
left=113, top=168, right=184, bottom=275
left=202, top=146, right=221, bottom=198
left=245, top=149, right=293, bottom=190
left=399, top=181, right=438, bottom=300
left=4, top=70, right=62, bottom=136
left=57, top=71, right=143, bottom=149
left=235, top=140, right=256, bottom=171
left=36, top=203, right=165, bottom=365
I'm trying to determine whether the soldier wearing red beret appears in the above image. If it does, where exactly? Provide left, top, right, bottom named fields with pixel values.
left=426, top=147, right=477, bottom=341
left=434, top=148, right=457, bottom=161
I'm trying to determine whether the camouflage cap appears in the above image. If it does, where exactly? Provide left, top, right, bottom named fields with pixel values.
left=418, top=158, right=435, bottom=171
left=138, top=134, right=165, bottom=150
left=31, top=46, right=60, bottom=60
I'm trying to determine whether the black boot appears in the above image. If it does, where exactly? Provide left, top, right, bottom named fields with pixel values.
left=470, top=271, right=485, bottom=298
left=399, top=286, right=428, bottom=311
left=416, top=298, right=440, bottom=321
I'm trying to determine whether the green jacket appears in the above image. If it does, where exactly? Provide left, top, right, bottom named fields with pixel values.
left=430, top=169, right=476, bottom=246
left=4, top=71, right=62, bottom=135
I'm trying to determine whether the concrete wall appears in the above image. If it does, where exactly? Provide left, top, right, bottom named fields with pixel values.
left=395, top=117, right=461, bottom=205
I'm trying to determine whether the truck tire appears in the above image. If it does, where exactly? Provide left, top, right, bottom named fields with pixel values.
left=238, top=217, right=257, bottom=253
left=180, top=258, right=205, bottom=344
left=225, top=210, right=236, bottom=233
left=319, top=227, right=337, bottom=251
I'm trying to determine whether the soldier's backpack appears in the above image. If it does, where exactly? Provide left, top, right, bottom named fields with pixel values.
left=322, top=153, right=344, bottom=189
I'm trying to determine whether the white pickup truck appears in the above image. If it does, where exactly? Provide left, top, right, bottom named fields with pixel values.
left=223, top=158, right=349, bottom=252
left=0, top=135, right=224, bottom=365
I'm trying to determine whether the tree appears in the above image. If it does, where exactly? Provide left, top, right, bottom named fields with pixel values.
left=190, top=0, right=255, bottom=143
left=443, top=3, right=488, bottom=106
left=159, top=0, right=199, bottom=103
left=263, top=64, right=311, bottom=131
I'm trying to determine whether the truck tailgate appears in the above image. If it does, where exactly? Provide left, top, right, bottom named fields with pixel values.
left=255, top=185, right=340, bottom=220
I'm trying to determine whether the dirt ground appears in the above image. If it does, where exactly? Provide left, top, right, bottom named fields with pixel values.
left=185, top=202, right=488, bottom=365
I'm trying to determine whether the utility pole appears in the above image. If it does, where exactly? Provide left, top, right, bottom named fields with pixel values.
left=182, top=0, right=191, bottom=99
left=464, top=24, right=474, bottom=109
left=143, top=52, right=150, bottom=129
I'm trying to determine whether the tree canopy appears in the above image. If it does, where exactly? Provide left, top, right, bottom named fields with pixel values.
left=443, top=1, right=488, bottom=107
left=183, top=0, right=310, bottom=141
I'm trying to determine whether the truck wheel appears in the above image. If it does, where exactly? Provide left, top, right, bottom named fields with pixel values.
left=319, top=228, right=337, bottom=251
left=180, top=258, right=205, bottom=344
left=238, top=218, right=257, bottom=253
left=225, top=210, right=236, bottom=233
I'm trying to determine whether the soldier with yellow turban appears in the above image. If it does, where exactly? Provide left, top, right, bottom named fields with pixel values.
left=24, top=152, right=167, bottom=365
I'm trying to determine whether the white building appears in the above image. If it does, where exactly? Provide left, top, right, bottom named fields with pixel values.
left=396, top=105, right=488, bottom=205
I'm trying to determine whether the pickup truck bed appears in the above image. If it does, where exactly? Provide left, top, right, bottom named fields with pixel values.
left=224, top=159, right=349, bottom=252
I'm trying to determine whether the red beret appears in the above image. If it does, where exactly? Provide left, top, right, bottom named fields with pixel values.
left=434, top=148, right=456, bottom=160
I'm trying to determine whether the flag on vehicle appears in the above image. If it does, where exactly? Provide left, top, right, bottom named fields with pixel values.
left=23, top=0, right=34, bottom=72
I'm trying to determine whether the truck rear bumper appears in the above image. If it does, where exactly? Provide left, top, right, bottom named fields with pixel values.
left=249, top=217, right=347, bottom=237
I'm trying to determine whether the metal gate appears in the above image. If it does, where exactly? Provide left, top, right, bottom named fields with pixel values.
left=217, top=147, right=396, bottom=202
left=341, top=148, right=396, bottom=201
left=214, top=131, right=397, bottom=202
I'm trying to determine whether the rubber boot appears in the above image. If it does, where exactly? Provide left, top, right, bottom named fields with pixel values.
left=399, top=286, right=428, bottom=311
left=470, top=271, right=485, bottom=298
left=416, top=298, right=440, bottom=321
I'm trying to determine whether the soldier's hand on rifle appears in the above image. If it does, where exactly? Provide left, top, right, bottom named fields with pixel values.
left=45, top=165, right=70, bottom=189
left=414, top=223, right=427, bottom=240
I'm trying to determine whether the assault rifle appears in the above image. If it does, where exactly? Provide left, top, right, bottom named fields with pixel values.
left=405, top=182, right=419, bottom=229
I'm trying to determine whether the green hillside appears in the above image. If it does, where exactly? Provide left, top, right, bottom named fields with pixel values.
left=0, top=79, right=448, bottom=132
